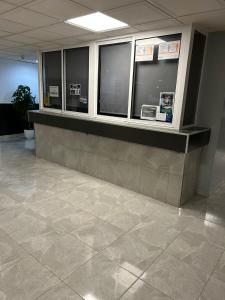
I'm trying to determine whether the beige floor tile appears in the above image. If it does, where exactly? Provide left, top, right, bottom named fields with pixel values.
left=0, top=207, right=52, bottom=244
left=65, top=253, right=137, bottom=300
left=200, top=275, right=225, bottom=300
left=72, top=217, right=123, bottom=250
left=2, top=135, right=225, bottom=300
left=102, top=233, right=162, bottom=277
left=49, top=207, right=96, bottom=234
left=81, top=198, right=117, bottom=219
left=128, top=218, right=180, bottom=250
left=25, top=196, right=73, bottom=218
left=184, top=218, right=225, bottom=249
left=37, top=283, right=82, bottom=300
left=122, top=194, right=161, bottom=218
left=0, top=193, right=20, bottom=214
left=0, top=229, right=27, bottom=272
left=141, top=253, right=207, bottom=300
left=0, top=256, right=60, bottom=300
left=21, top=231, right=97, bottom=279
left=214, top=250, right=225, bottom=282
left=121, top=279, right=171, bottom=300
left=165, top=231, right=224, bottom=277
left=101, top=206, right=146, bottom=231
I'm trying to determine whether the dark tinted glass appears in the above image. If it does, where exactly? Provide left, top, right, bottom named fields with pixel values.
left=42, top=51, right=62, bottom=109
left=98, top=42, right=132, bottom=117
left=183, top=31, right=206, bottom=126
left=131, top=34, right=182, bottom=122
left=65, top=47, right=89, bottom=113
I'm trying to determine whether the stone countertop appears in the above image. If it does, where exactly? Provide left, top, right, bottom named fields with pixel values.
left=28, top=110, right=210, bottom=153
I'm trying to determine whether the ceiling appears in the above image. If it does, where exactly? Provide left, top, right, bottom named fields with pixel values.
left=0, top=0, right=225, bottom=62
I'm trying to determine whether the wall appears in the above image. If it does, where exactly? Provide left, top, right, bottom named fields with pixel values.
left=211, top=99, right=225, bottom=191
left=35, top=123, right=201, bottom=207
left=0, top=58, right=39, bottom=103
left=196, top=31, right=225, bottom=195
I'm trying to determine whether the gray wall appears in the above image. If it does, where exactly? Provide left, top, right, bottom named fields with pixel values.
left=196, top=31, right=225, bottom=195
left=211, top=99, right=225, bottom=191
left=35, top=123, right=200, bottom=207
left=0, top=58, right=39, bottom=103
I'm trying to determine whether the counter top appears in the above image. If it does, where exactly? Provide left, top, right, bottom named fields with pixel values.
left=29, top=110, right=210, bottom=153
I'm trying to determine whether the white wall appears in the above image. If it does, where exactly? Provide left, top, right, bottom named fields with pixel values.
left=0, top=58, right=39, bottom=104
left=196, top=31, right=225, bottom=196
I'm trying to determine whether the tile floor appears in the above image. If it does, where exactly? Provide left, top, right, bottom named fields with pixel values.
left=0, top=134, right=225, bottom=300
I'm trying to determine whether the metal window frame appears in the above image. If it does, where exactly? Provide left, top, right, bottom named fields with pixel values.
left=39, top=24, right=195, bottom=131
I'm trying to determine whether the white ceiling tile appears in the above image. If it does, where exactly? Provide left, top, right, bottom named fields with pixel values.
left=74, top=32, right=108, bottom=42
left=3, top=46, right=34, bottom=53
left=35, top=41, right=61, bottom=49
left=5, top=33, right=42, bottom=44
left=105, top=1, right=169, bottom=25
left=22, top=28, right=64, bottom=40
left=73, top=0, right=142, bottom=11
left=4, top=47, right=38, bottom=61
left=105, top=27, right=140, bottom=37
left=0, top=50, right=13, bottom=56
left=150, top=0, right=223, bottom=16
left=135, top=18, right=181, bottom=31
left=43, top=22, right=89, bottom=37
left=0, top=30, right=11, bottom=37
left=179, top=9, right=225, bottom=30
left=0, top=1, right=15, bottom=13
left=0, top=18, right=32, bottom=33
left=25, top=0, right=92, bottom=20
left=54, top=36, right=84, bottom=46
left=217, top=0, right=225, bottom=6
left=4, top=48, right=38, bottom=60
left=0, top=38, right=24, bottom=48
left=1, top=7, right=58, bottom=27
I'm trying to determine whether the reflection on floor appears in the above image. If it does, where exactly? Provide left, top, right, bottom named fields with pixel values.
left=0, top=134, right=225, bottom=300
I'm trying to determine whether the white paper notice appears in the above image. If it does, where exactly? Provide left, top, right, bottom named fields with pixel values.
left=135, top=40, right=154, bottom=62
left=158, top=40, right=180, bottom=60
left=49, top=86, right=59, bottom=97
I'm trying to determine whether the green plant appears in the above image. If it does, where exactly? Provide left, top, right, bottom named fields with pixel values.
left=11, top=85, right=36, bottom=129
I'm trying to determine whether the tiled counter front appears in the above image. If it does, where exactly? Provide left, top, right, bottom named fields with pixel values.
left=35, top=124, right=201, bottom=207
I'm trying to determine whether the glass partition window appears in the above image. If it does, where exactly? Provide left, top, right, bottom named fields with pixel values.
left=98, top=42, right=132, bottom=117
left=131, top=33, right=182, bottom=123
left=42, top=51, right=62, bottom=109
left=64, top=47, right=89, bottom=113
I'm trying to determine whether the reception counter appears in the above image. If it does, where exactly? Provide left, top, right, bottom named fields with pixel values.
left=29, top=110, right=210, bottom=207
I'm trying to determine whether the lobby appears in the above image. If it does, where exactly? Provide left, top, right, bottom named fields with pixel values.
left=0, top=1, right=225, bottom=299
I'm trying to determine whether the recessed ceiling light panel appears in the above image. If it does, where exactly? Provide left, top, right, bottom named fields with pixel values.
left=65, top=12, right=128, bottom=32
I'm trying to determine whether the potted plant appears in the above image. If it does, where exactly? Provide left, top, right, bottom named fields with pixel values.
left=11, top=85, right=36, bottom=139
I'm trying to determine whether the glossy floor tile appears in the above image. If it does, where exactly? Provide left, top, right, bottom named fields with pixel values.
left=71, top=217, right=124, bottom=251
left=22, top=231, right=97, bottom=279
left=36, top=283, right=83, bottom=300
left=65, top=254, right=138, bottom=300
left=165, top=230, right=224, bottom=278
left=0, top=229, right=27, bottom=272
left=121, top=279, right=171, bottom=299
left=0, top=256, right=60, bottom=300
left=1, top=135, right=225, bottom=300
left=141, top=253, right=207, bottom=300
left=200, top=275, right=225, bottom=300
left=102, top=233, right=162, bottom=277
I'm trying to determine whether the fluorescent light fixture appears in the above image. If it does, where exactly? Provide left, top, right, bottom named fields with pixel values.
left=65, top=12, right=128, bottom=32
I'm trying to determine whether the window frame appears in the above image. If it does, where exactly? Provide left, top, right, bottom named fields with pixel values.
left=40, top=25, right=194, bottom=131
left=96, top=38, right=133, bottom=119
